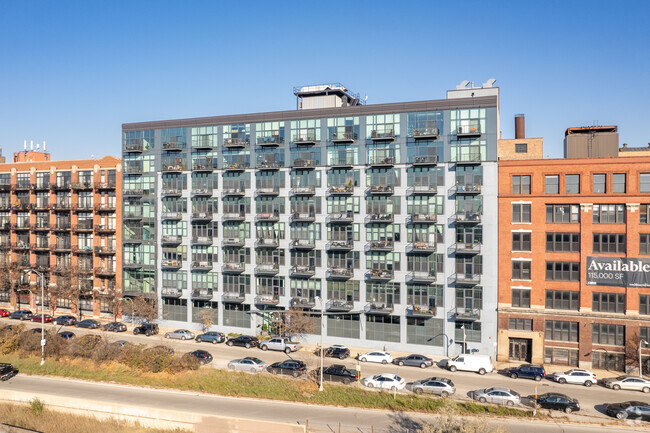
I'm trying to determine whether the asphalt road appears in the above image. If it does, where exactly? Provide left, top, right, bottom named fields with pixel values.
left=2, top=318, right=650, bottom=425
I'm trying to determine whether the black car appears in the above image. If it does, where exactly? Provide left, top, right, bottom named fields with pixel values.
left=534, top=392, right=580, bottom=413
left=102, top=322, right=127, bottom=332
left=133, top=323, right=159, bottom=336
left=53, top=315, right=77, bottom=326
left=606, top=401, right=650, bottom=421
left=323, top=345, right=350, bottom=360
left=268, top=360, right=307, bottom=377
left=393, top=354, right=434, bottom=368
left=189, top=350, right=213, bottom=365
left=58, top=331, right=75, bottom=340
left=9, top=310, right=32, bottom=321
left=226, top=335, right=259, bottom=349
left=0, top=363, right=17, bottom=381
left=507, top=364, right=546, bottom=381
left=319, top=364, right=358, bottom=384
left=75, top=319, right=100, bottom=329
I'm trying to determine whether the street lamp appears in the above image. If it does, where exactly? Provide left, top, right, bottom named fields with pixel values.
left=315, top=296, right=324, bottom=392
left=24, top=268, right=46, bottom=365
left=640, top=339, right=648, bottom=378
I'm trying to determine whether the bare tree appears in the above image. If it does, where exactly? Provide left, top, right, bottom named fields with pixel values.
left=121, top=295, right=157, bottom=325
left=283, top=308, right=317, bottom=341
left=195, top=308, right=216, bottom=332
left=95, top=285, right=121, bottom=321
left=0, top=260, right=28, bottom=309
left=51, top=266, right=91, bottom=320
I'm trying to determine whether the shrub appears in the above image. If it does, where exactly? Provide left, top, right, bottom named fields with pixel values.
left=30, top=398, right=44, bottom=416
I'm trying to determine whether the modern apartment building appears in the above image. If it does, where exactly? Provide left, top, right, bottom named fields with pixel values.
left=0, top=151, right=122, bottom=317
left=121, top=81, right=500, bottom=356
left=498, top=156, right=650, bottom=373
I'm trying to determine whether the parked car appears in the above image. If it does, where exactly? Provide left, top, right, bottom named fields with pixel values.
left=164, top=329, right=195, bottom=340
left=601, top=375, right=650, bottom=393
left=411, top=377, right=455, bottom=397
left=606, top=401, right=650, bottom=421
left=506, top=364, right=545, bottom=381
left=473, top=387, right=521, bottom=406
left=322, top=345, right=350, bottom=360
left=227, top=357, right=267, bottom=373
left=533, top=392, right=580, bottom=413
left=551, top=369, right=597, bottom=387
left=52, top=315, right=77, bottom=326
left=259, top=337, right=300, bottom=354
left=446, top=354, right=493, bottom=375
left=268, top=360, right=307, bottom=377
left=318, top=364, right=359, bottom=385
left=133, top=323, right=159, bottom=336
left=362, top=373, right=406, bottom=391
left=0, top=308, right=10, bottom=317
left=393, top=354, right=433, bottom=369
left=9, top=310, right=32, bottom=321
left=189, top=350, right=213, bottom=365
left=226, top=335, right=259, bottom=349
left=31, top=314, right=53, bottom=323
left=0, top=362, right=17, bottom=381
left=75, top=319, right=100, bottom=329
left=358, top=351, right=392, bottom=364
left=196, top=331, right=226, bottom=344
left=102, top=322, right=127, bottom=332
left=57, top=331, right=75, bottom=340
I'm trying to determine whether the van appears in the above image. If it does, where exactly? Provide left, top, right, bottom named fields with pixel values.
left=446, top=354, right=493, bottom=375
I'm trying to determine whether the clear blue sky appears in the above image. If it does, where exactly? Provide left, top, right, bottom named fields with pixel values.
left=1, top=0, right=648, bottom=160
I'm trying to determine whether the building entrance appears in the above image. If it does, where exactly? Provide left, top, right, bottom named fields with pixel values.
left=509, top=338, right=532, bottom=362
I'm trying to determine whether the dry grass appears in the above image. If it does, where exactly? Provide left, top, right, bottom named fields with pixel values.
left=0, top=400, right=190, bottom=433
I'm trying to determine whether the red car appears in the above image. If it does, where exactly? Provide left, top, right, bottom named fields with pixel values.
left=0, top=309, right=9, bottom=317
left=31, top=314, right=53, bottom=323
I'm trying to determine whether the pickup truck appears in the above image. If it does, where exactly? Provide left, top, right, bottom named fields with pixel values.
left=259, top=337, right=300, bottom=354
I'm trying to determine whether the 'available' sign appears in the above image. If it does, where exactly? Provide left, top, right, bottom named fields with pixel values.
left=586, top=256, right=650, bottom=288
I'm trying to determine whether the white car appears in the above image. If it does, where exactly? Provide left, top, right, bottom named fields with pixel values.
left=601, top=375, right=650, bottom=393
left=164, top=329, right=195, bottom=340
left=358, top=351, right=392, bottom=364
left=551, top=369, right=597, bottom=387
left=362, top=374, right=405, bottom=391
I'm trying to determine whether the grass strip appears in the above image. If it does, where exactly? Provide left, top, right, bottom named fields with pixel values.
left=4, top=354, right=533, bottom=418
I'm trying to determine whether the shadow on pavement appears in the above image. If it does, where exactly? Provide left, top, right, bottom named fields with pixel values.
left=386, top=412, right=424, bottom=433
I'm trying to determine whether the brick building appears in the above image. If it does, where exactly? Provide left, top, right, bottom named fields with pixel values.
left=0, top=152, right=122, bottom=318
left=498, top=156, right=650, bottom=373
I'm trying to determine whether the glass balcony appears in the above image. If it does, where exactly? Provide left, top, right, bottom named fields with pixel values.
left=124, top=143, right=143, bottom=153
left=221, top=238, right=245, bottom=248
left=255, top=238, right=279, bottom=249
left=161, top=235, right=182, bottom=245
left=161, top=259, right=182, bottom=270
left=161, top=159, right=187, bottom=172
left=193, top=134, right=215, bottom=150
left=222, top=263, right=245, bottom=274
left=290, top=265, right=316, bottom=278
left=456, top=121, right=481, bottom=137
left=410, top=155, right=439, bottom=166
left=223, top=156, right=249, bottom=171
left=327, top=185, right=353, bottom=195
left=367, top=151, right=395, bottom=167
left=290, top=297, right=316, bottom=308
left=123, top=188, right=143, bottom=197
left=191, top=211, right=213, bottom=222
left=406, top=270, right=436, bottom=284
left=369, top=129, right=395, bottom=141
left=191, top=236, right=213, bottom=246
left=222, top=292, right=246, bottom=303
left=289, top=187, right=316, bottom=196
left=255, top=187, right=280, bottom=197
left=289, top=239, right=315, bottom=250
left=326, top=267, right=353, bottom=280
left=95, top=267, right=116, bottom=277
left=192, top=158, right=214, bottom=172
left=94, top=246, right=116, bottom=255
left=406, top=304, right=436, bottom=317
left=161, top=287, right=183, bottom=297
left=452, top=212, right=482, bottom=224
left=449, top=183, right=482, bottom=195
left=162, top=187, right=182, bottom=197
left=254, top=212, right=280, bottom=222
left=256, top=159, right=283, bottom=170
left=330, top=131, right=357, bottom=143
left=364, top=269, right=393, bottom=282
left=292, top=130, right=318, bottom=145
left=224, top=137, right=249, bottom=148
left=256, top=135, right=282, bottom=146
left=448, top=242, right=481, bottom=255
left=451, top=307, right=481, bottom=322
left=291, top=158, right=317, bottom=169
left=327, top=154, right=356, bottom=168
left=191, top=187, right=213, bottom=197
left=192, top=261, right=213, bottom=271
left=364, top=240, right=394, bottom=252
left=221, top=188, right=245, bottom=197
left=162, top=139, right=185, bottom=151
left=192, top=289, right=213, bottom=300
left=406, top=214, right=437, bottom=224
left=122, top=259, right=142, bottom=269
left=364, top=302, right=393, bottom=315
left=222, top=212, right=246, bottom=222
left=406, top=184, right=438, bottom=195
left=454, top=151, right=482, bottom=164
left=254, top=295, right=280, bottom=306
left=405, top=241, right=436, bottom=254
left=254, top=264, right=279, bottom=276
left=94, top=203, right=116, bottom=212
left=412, top=127, right=440, bottom=140
left=123, top=210, right=143, bottom=220
left=326, top=299, right=353, bottom=312
left=161, top=212, right=183, bottom=221
left=289, top=212, right=315, bottom=223
left=124, top=163, right=143, bottom=175
left=448, top=273, right=481, bottom=286
left=366, top=185, right=394, bottom=195
left=326, top=240, right=353, bottom=251
left=364, top=213, right=393, bottom=224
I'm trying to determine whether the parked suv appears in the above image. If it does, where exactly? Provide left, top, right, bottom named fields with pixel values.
left=0, top=362, right=17, bottom=381
left=133, top=323, right=159, bottom=336
left=506, top=364, right=545, bottom=381
left=9, top=310, right=32, bottom=321
left=322, top=345, right=350, bottom=360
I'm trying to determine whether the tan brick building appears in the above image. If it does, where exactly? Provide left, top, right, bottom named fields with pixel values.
left=0, top=152, right=122, bottom=318
left=498, top=156, right=650, bottom=373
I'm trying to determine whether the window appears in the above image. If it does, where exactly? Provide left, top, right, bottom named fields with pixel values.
left=640, top=173, right=650, bottom=193
left=641, top=327, right=650, bottom=344
left=545, top=175, right=559, bottom=194
left=545, top=204, right=579, bottom=223
left=592, top=352, right=625, bottom=372
left=592, top=323, right=624, bottom=346
left=546, top=290, right=579, bottom=310
left=593, top=292, right=625, bottom=313
left=613, top=173, right=626, bottom=193
left=641, top=205, right=650, bottom=224
left=640, top=234, right=650, bottom=255
left=593, top=174, right=606, bottom=193
left=512, top=175, right=531, bottom=194
left=545, top=261, right=580, bottom=281
left=593, top=204, right=625, bottom=224
left=509, top=318, right=533, bottom=331
left=512, top=261, right=531, bottom=280
left=641, top=295, right=650, bottom=315
left=515, top=143, right=528, bottom=153
left=546, top=233, right=580, bottom=252
left=545, top=320, right=578, bottom=342
left=454, top=321, right=481, bottom=343
left=512, top=203, right=531, bottom=223
left=511, top=289, right=530, bottom=308
left=593, top=233, right=626, bottom=253
left=544, top=347, right=579, bottom=366
left=512, top=232, right=531, bottom=251
left=565, top=174, right=580, bottom=194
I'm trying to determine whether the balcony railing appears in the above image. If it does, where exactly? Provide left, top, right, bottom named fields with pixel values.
left=191, top=211, right=213, bottom=222
left=290, top=297, right=316, bottom=308
left=364, top=269, right=393, bottom=282
left=292, top=159, right=316, bottom=169
left=223, top=161, right=248, bottom=171
left=292, top=132, right=318, bottom=145
left=223, top=137, right=248, bottom=148
left=447, top=273, right=481, bottom=286
left=221, top=188, right=245, bottom=197
left=255, top=238, right=279, bottom=249
left=367, top=155, right=394, bottom=167
left=124, top=164, right=143, bottom=175
left=326, top=211, right=354, bottom=224
left=254, top=212, right=280, bottom=222
left=256, top=135, right=282, bottom=146
left=161, top=161, right=186, bottom=172
left=30, top=243, right=50, bottom=251
left=369, top=129, right=395, bottom=141
left=72, top=181, right=94, bottom=190
left=366, top=185, right=394, bottom=195
left=13, top=182, right=31, bottom=191
left=222, top=212, right=246, bottom=222
left=289, top=265, right=315, bottom=278
left=407, top=214, right=437, bottom=224
left=451, top=212, right=482, bottom=224
left=51, top=202, right=71, bottom=211
left=221, top=263, right=245, bottom=274
left=327, top=185, right=353, bottom=195
left=326, top=268, right=354, bottom=280
left=365, top=240, right=394, bottom=252
left=95, top=267, right=116, bottom=277
left=94, top=246, right=116, bottom=255
left=51, top=223, right=71, bottom=231
left=364, top=302, right=393, bottom=315
left=123, top=188, right=143, bottom=197
left=255, top=187, right=280, bottom=197
left=289, top=187, right=316, bottom=196
left=456, top=122, right=481, bottom=137
left=191, top=187, right=213, bottom=196
left=254, top=295, right=280, bottom=306
left=326, top=299, right=353, bottom=312
left=192, top=158, right=214, bottom=171
left=326, top=240, right=353, bottom=251
left=72, top=245, right=94, bottom=254
left=31, top=223, right=50, bottom=231
left=73, top=222, right=94, bottom=232
left=162, top=140, right=185, bottom=151
left=31, top=203, right=50, bottom=211
left=13, top=202, right=31, bottom=211
left=406, top=305, right=436, bottom=317
left=162, top=187, right=182, bottom=197
left=364, top=213, right=393, bottom=224
left=450, top=183, right=482, bottom=195
left=327, top=156, right=356, bottom=167
left=450, top=307, right=481, bottom=322
left=406, top=270, right=437, bottom=284
left=406, top=241, right=436, bottom=254
left=161, top=287, right=183, bottom=297
left=191, top=289, right=213, bottom=300
left=289, top=212, right=315, bottom=223
left=161, top=259, right=182, bottom=270
left=94, top=181, right=116, bottom=190
left=448, top=242, right=482, bottom=255
left=454, top=152, right=482, bottom=164
left=94, top=224, right=116, bottom=233
left=221, top=238, right=245, bottom=247
left=410, top=155, right=439, bottom=165
left=192, top=261, right=213, bottom=271
left=406, top=184, right=438, bottom=195
left=412, top=128, right=440, bottom=139
left=161, top=235, right=182, bottom=245
left=191, top=236, right=213, bottom=246
left=254, top=264, right=279, bottom=275
left=289, top=239, right=315, bottom=250
left=124, top=143, right=143, bottom=153
left=330, top=131, right=357, bottom=143
left=72, top=203, right=94, bottom=212
left=222, top=292, right=246, bottom=303
left=257, top=160, right=283, bottom=170
left=161, top=212, right=183, bottom=221
left=12, top=223, right=30, bottom=231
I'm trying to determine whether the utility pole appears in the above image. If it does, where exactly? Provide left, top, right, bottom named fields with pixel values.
left=25, top=268, right=46, bottom=365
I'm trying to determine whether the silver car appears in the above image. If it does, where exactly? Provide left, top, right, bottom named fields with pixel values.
left=227, top=357, right=267, bottom=373
left=411, top=377, right=455, bottom=397
left=473, top=387, right=521, bottom=406
left=601, top=375, right=650, bottom=393
left=164, top=329, right=195, bottom=340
